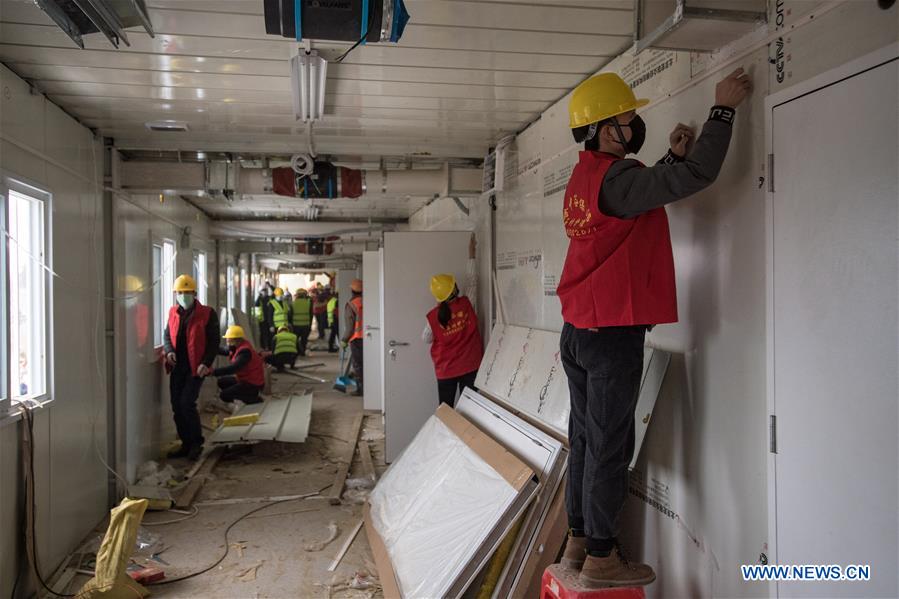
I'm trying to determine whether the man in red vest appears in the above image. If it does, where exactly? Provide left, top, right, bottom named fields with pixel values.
left=556, top=69, right=751, bottom=588
left=210, top=325, right=265, bottom=406
left=163, top=274, right=220, bottom=461
left=340, top=279, right=364, bottom=397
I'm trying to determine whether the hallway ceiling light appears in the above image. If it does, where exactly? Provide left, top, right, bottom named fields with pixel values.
left=290, top=51, right=327, bottom=122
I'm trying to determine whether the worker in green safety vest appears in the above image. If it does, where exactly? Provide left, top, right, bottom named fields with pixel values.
left=326, top=293, right=339, bottom=353
left=264, top=325, right=298, bottom=371
left=291, top=288, right=313, bottom=356
left=263, top=287, right=293, bottom=351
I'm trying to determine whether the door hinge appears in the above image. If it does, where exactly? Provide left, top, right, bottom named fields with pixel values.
left=767, top=154, right=775, bottom=192
left=769, top=414, right=777, bottom=454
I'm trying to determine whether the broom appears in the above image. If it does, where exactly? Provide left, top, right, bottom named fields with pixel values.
left=333, top=346, right=354, bottom=392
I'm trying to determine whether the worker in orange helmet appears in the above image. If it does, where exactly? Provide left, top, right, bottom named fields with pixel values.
left=339, top=279, right=364, bottom=396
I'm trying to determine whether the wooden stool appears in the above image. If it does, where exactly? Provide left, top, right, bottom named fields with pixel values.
left=541, top=564, right=646, bottom=599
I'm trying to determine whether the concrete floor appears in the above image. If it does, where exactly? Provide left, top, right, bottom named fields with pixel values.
left=69, top=346, right=386, bottom=598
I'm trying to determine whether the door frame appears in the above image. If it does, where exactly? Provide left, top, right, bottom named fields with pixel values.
left=764, top=42, right=899, bottom=597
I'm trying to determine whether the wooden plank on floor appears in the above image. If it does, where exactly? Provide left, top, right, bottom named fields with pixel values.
left=327, top=412, right=365, bottom=505
left=175, top=446, right=224, bottom=509
left=358, top=440, right=376, bottom=484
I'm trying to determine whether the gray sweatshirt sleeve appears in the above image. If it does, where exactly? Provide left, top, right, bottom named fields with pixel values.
left=599, top=108, right=735, bottom=219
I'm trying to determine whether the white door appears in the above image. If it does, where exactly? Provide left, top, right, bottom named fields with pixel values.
left=362, top=251, right=383, bottom=412
left=382, top=231, right=471, bottom=462
left=770, top=55, right=898, bottom=597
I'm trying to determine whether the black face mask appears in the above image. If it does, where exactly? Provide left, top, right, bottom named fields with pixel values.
left=611, top=114, right=646, bottom=155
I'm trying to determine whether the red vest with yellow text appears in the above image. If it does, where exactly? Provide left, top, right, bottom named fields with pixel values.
left=167, top=302, right=212, bottom=376
left=427, top=296, right=484, bottom=379
left=556, top=151, right=677, bottom=328
left=349, top=296, right=364, bottom=342
left=231, top=339, right=265, bottom=387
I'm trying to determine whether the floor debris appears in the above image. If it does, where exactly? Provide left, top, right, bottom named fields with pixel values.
left=235, top=562, right=263, bottom=582
left=327, top=519, right=364, bottom=572
left=304, top=521, right=340, bottom=552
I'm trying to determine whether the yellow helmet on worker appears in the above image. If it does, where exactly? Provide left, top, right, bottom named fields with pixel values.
left=430, top=274, right=456, bottom=303
left=223, top=325, right=245, bottom=339
left=568, top=73, right=649, bottom=128
left=274, top=287, right=284, bottom=297
left=350, top=279, right=363, bottom=293
left=173, top=274, right=197, bottom=293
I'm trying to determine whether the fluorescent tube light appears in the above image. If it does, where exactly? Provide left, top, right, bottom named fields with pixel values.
left=290, top=51, right=328, bottom=122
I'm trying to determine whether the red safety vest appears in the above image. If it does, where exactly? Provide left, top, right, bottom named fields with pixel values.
left=349, top=296, right=364, bottom=342
left=557, top=151, right=677, bottom=328
left=427, top=296, right=484, bottom=380
left=230, top=339, right=265, bottom=387
left=167, top=302, right=212, bottom=376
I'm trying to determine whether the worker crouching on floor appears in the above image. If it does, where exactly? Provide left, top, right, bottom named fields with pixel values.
left=556, top=70, right=750, bottom=588
left=209, top=325, right=266, bottom=405
left=163, top=274, right=220, bottom=461
left=264, top=325, right=298, bottom=372
left=423, top=233, right=482, bottom=408
left=340, top=279, right=364, bottom=396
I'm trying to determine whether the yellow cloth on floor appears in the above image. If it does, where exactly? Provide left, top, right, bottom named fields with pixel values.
left=77, top=498, right=151, bottom=599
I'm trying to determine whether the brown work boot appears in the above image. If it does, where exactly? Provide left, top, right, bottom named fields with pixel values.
left=578, top=546, right=656, bottom=588
left=559, top=534, right=587, bottom=570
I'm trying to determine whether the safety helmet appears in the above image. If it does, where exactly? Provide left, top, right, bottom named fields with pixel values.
left=277, top=325, right=290, bottom=333
left=568, top=73, right=649, bottom=128
left=173, top=274, right=197, bottom=293
left=350, top=279, right=363, bottom=293
left=223, top=325, right=245, bottom=339
left=430, top=274, right=456, bottom=303
left=274, top=287, right=284, bottom=297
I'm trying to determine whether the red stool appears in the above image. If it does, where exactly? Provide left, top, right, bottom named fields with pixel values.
left=541, top=564, right=646, bottom=599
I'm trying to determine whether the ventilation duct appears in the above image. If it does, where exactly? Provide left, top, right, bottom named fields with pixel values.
left=34, top=0, right=154, bottom=48
left=264, top=0, right=409, bottom=44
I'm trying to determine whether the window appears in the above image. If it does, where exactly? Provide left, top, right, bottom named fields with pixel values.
left=193, top=250, right=207, bottom=305
left=226, top=264, right=235, bottom=313
left=153, top=240, right=176, bottom=348
left=2, top=178, right=51, bottom=403
left=240, top=267, right=248, bottom=312
left=152, top=244, right=162, bottom=347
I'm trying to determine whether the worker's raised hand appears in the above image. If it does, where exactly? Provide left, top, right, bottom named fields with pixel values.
left=669, top=123, right=695, bottom=158
left=715, top=67, right=752, bottom=108
left=196, top=364, right=211, bottom=377
left=165, top=352, right=177, bottom=366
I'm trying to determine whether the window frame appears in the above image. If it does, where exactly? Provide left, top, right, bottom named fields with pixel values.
left=193, top=249, right=208, bottom=305
left=239, top=266, right=248, bottom=313
left=226, top=264, right=235, bottom=314
left=1, top=173, right=53, bottom=408
left=152, top=238, right=176, bottom=351
left=152, top=242, right=163, bottom=349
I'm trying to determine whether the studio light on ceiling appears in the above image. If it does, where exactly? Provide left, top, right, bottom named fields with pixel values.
left=290, top=51, right=327, bottom=122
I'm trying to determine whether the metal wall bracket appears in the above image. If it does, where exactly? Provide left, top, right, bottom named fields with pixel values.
left=634, top=0, right=767, bottom=54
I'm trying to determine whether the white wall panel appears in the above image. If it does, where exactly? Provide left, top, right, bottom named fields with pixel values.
left=0, top=64, right=107, bottom=597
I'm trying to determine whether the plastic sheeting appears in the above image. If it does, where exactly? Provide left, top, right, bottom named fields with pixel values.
left=369, top=414, right=521, bottom=598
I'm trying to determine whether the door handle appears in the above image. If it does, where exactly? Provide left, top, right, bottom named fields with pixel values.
left=365, top=325, right=380, bottom=331
left=388, top=340, right=409, bottom=347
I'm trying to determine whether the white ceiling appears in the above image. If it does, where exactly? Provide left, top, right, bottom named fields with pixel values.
left=0, top=0, right=635, bottom=160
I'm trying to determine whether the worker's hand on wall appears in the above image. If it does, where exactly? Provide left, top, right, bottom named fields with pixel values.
left=197, top=364, right=211, bottom=377
left=715, top=67, right=752, bottom=108
left=165, top=352, right=177, bottom=366
left=669, top=123, right=695, bottom=157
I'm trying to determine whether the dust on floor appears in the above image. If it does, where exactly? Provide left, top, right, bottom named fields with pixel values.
left=72, top=350, right=387, bottom=599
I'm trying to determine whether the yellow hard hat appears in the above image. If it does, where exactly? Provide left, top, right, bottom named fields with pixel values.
left=223, top=325, right=245, bottom=339
left=568, top=73, right=649, bottom=128
left=350, top=279, right=363, bottom=293
left=173, top=274, right=197, bottom=293
left=277, top=325, right=290, bottom=333
left=430, top=274, right=456, bottom=303
left=274, top=287, right=284, bottom=297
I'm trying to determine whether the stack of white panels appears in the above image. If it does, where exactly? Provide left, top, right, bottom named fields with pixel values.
left=366, top=405, right=538, bottom=599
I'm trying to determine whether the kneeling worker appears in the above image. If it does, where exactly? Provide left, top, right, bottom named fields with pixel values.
left=266, top=325, right=298, bottom=372
left=210, top=325, right=265, bottom=405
